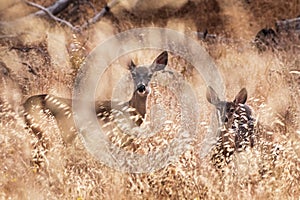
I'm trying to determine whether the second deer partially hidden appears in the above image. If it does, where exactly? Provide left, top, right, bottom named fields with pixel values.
left=206, top=86, right=256, bottom=168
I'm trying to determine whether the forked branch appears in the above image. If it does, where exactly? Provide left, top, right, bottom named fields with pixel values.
left=26, top=0, right=77, bottom=31
left=25, top=0, right=117, bottom=32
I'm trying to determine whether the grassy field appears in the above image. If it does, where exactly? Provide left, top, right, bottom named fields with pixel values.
left=0, top=0, right=299, bottom=199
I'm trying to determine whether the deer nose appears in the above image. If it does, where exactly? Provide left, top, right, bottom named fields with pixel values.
left=137, top=84, right=146, bottom=93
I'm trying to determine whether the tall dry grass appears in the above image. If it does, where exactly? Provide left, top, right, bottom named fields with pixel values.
left=0, top=0, right=300, bottom=199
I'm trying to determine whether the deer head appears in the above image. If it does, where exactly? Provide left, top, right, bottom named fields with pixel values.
left=128, top=51, right=168, bottom=118
left=206, top=86, right=249, bottom=129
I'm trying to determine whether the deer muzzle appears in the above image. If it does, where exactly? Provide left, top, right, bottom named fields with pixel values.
left=137, top=83, right=150, bottom=96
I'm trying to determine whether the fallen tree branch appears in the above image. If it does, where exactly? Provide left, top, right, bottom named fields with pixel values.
left=26, top=1, right=78, bottom=31
left=34, top=0, right=72, bottom=16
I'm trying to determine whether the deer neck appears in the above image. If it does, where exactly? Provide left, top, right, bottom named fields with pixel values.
left=128, top=91, right=147, bottom=118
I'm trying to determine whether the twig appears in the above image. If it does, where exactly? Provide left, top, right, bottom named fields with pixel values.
left=26, top=1, right=78, bottom=32
left=81, top=0, right=121, bottom=30
left=81, top=6, right=110, bottom=30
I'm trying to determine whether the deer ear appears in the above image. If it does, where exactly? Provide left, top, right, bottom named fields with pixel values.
left=206, top=86, right=220, bottom=105
left=128, top=60, right=136, bottom=72
left=150, top=51, right=168, bottom=72
left=234, top=88, right=247, bottom=104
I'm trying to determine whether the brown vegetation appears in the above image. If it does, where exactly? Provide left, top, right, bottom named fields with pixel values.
left=0, top=0, right=299, bottom=199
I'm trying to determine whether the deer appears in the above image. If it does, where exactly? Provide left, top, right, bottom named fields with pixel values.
left=206, top=86, right=255, bottom=168
left=24, top=51, right=168, bottom=145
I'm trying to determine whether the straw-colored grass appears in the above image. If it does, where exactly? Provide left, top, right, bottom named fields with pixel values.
left=0, top=0, right=299, bottom=199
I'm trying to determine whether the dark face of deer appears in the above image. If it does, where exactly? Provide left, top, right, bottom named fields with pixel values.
left=128, top=51, right=168, bottom=117
left=206, top=86, right=248, bottom=129
left=129, top=51, right=168, bottom=97
left=129, top=65, right=153, bottom=97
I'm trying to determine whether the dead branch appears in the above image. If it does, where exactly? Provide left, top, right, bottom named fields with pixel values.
left=26, top=1, right=78, bottom=32
left=24, top=0, right=124, bottom=32
left=81, top=6, right=110, bottom=30
left=81, top=0, right=121, bottom=30
left=34, top=0, right=72, bottom=16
